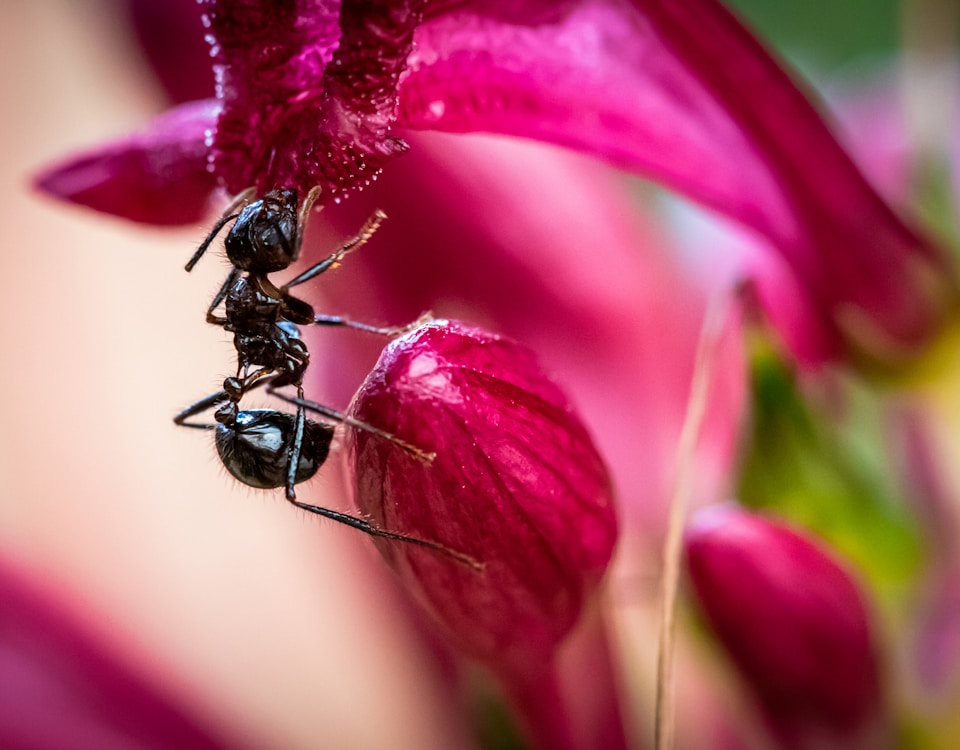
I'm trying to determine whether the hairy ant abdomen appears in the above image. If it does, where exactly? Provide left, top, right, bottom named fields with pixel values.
left=215, top=409, right=335, bottom=490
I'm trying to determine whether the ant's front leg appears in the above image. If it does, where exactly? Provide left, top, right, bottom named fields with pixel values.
left=280, top=210, right=387, bottom=293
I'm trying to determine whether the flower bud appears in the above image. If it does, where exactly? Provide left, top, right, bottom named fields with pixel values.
left=684, top=505, right=886, bottom=749
left=349, top=320, right=618, bottom=680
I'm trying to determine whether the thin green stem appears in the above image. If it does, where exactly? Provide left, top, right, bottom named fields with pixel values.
left=653, top=290, right=738, bottom=750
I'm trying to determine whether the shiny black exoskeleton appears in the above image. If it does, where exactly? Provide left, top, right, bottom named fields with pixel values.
left=172, top=188, right=477, bottom=564
left=214, top=408, right=333, bottom=489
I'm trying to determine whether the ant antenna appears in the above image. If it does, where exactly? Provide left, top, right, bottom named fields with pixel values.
left=185, top=187, right=256, bottom=271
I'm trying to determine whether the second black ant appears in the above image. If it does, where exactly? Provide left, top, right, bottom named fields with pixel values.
left=174, top=187, right=476, bottom=567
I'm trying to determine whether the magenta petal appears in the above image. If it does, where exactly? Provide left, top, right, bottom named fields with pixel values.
left=125, top=0, right=212, bottom=103
left=685, top=506, right=886, bottom=749
left=402, top=0, right=957, bottom=363
left=0, top=560, right=231, bottom=750
left=349, top=320, right=617, bottom=682
left=33, top=100, right=219, bottom=226
left=203, top=0, right=418, bottom=198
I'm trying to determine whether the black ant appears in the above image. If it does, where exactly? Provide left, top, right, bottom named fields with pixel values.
left=174, top=187, right=477, bottom=567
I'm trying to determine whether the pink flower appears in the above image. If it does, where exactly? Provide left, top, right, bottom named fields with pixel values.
left=685, top=505, right=887, bottom=750
left=27, top=2, right=960, bottom=748
left=34, top=0, right=957, bottom=366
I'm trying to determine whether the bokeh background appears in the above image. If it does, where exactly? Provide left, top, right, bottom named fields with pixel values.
left=0, top=1, right=950, bottom=749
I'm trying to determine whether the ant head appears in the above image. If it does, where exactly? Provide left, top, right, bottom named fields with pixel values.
left=215, top=409, right=335, bottom=490
left=225, top=189, right=300, bottom=273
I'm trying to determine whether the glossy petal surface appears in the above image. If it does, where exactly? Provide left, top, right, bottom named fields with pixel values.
left=349, top=320, right=618, bottom=681
left=314, top=132, right=744, bottom=531
left=34, top=0, right=958, bottom=369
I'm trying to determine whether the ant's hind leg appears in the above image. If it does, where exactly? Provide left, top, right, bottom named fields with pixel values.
left=287, top=497, right=482, bottom=569
left=266, top=386, right=435, bottom=463
left=173, top=390, right=229, bottom=429
left=175, top=370, right=279, bottom=429
left=284, top=386, right=308, bottom=501
left=275, top=388, right=478, bottom=568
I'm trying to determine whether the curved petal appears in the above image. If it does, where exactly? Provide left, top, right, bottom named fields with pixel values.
left=401, top=0, right=958, bottom=365
left=350, top=320, right=617, bottom=683
left=33, top=100, right=219, bottom=226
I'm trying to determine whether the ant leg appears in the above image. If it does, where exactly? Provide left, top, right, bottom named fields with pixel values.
left=205, top=267, right=241, bottom=325
left=232, top=367, right=277, bottom=394
left=288, top=498, right=482, bottom=569
left=280, top=210, right=387, bottom=292
left=266, top=386, right=435, bottom=463
left=174, top=371, right=274, bottom=428
left=312, top=310, right=433, bottom=337
left=173, top=390, right=229, bottom=429
left=285, top=386, right=308, bottom=501
left=185, top=187, right=256, bottom=272
left=277, top=387, right=478, bottom=568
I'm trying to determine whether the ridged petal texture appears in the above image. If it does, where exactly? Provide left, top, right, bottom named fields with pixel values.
left=350, top=320, right=618, bottom=680
left=34, top=0, right=957, bottom=364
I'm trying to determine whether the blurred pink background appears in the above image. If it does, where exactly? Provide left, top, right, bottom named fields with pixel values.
left=0, top=3, right=472, bottom=747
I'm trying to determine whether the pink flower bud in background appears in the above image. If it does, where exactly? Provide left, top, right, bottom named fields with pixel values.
left=684, top=505, right=887, bottom=750
left=349, top=320, right=618, bottom=684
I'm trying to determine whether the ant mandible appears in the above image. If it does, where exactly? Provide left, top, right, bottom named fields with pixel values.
left=173, top=187, right=474, bottom=566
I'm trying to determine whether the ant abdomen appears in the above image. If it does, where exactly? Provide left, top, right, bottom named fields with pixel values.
left=215, top=409, right=335, bottom=490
